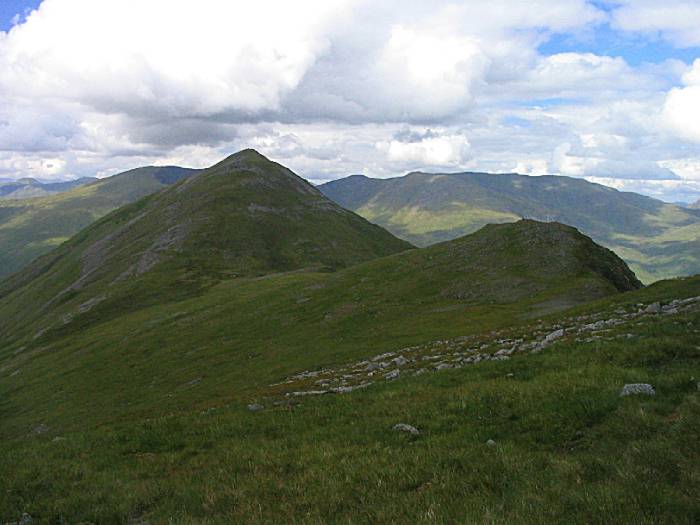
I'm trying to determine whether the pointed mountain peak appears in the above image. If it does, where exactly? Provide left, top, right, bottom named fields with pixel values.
left=213, top=148, right=272, bottom=169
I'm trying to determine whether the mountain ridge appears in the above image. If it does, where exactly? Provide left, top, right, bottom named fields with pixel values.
left=319, top=170, right=700, bottom=283
left=0, top=150, right=411, bottom=342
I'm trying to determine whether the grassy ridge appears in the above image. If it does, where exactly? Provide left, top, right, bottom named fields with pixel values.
left=0, top=152, right=693, bottom=522
left=1, top=277, right=698, bottom=522
left=320, top=171, right=700, bottom=283
left=0, top=220, right=640, bottom=439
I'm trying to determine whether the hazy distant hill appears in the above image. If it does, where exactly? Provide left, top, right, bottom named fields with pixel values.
left=0, top=166, right=198, bottom=279
left=0, top=177, right=97, bottom=199
left=320, top=171, right=700, bottom=283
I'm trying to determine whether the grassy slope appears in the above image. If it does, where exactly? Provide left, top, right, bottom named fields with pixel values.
left=0, top=274, right=697, bottom=523
left=1, top=153, right=692, bottom=522
left=320, top=172, right=700, bottom=283
left=0, top=166, right=198, bottom=280
left=0, top=220, right=641, bottom=438
left=0, top=150, right=413, bottom=346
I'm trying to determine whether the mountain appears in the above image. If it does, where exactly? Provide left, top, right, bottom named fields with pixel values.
left=0, top=166, right=198, bottom=280
left=689, top=199, right=700, bottom=209
left=3, top=152, right=691, bottom=524
left=0, top=215, right=641, bottom=437
left=319, top=172, right=700, bottom=283
left=0, top=177, right=97, bottom=199
left=0, top=149, right=412, bottom=341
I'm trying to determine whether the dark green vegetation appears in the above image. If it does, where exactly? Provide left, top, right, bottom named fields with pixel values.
left=0, top=177, right=96, bottom=200
left=0, top=166, right=197, bottom=280
left=0, top=151, right=696, bottom=522
left=320, top=172, right=700, bottom=283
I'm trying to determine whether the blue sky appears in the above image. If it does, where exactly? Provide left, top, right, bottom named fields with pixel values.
left=0, top=0, right=699, bottom=203
left=0, top=0, right=39, bottom=31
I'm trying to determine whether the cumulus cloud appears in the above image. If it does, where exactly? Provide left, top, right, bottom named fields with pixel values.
left=0, top=0, right=698, bottom=202
left=378, top=128, right=471, bottom=168
left=610, top=1, right=700, bottom=47
left=664, top=59, right=700, bottom=143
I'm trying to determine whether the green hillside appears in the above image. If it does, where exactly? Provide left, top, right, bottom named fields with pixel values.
left=0, top=166, right=198, bottom=280
left=320, top=172, right=700, bottom=283
left=0, top=149, right=412, bottom=344
left=1, top=219, right=697, bottom=521
left=3, top=151, right=697, bottom=523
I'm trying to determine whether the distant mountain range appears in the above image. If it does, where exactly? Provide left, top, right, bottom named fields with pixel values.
left=320, top=172, right=700, bottom=283
left=0, top=177, right=97, bottom=200
left=0, top=166, right=198, bottom=279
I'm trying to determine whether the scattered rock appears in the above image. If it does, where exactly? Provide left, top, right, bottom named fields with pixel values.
left=393, top=423, right=420, bottom=435
left=392, top=356, right=408, bottom=367
left=542, top=329, right=564, bottom=346
left=247, top=403, right=264, bottom=412
left=486, top=439, right=496, bottom=447
left=32, top=424, right=49, bottom=435
left=620, top=383, right=656, bottom=397
left=287, top=390, right=329, bottom=397
left=644, top=302, right=662, bottom=314
left=385, top=369, right=400, bottom=381
left=330, top=382, right=373, bottom=394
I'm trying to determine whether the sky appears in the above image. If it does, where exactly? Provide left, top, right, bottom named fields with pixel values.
left=0, top=1, right=700, bottom=202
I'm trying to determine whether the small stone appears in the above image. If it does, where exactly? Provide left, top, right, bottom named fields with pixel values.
left=393, top=423, right=420, bottom=435
left=247, top=403, right=264, bottom=412
left=392, top=356, right=408, bottom=367
left=543, top=328, right=564, bottom=345
left=664, top=307, right=679, bottom=315
left=384, top=369, right=400, bottom=381
left=486, top=439, right=496, bottom=447
left=32, top=423, right=49, bottom=435
left=644, top=303, right=661, bottom=314
left=287, top=390, right=329, bottom=397
left=620, top=383, right=656, bottom=397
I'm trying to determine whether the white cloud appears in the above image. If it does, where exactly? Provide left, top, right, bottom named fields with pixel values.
left=611, top=1, right=700, bottom=47
left=0, top=0, right=698, bottom=203
left=379, top=129, right=471, bottom=168
left=0, top=0, right=349, bottom=118
left=663, top=59, right=700, bottom=143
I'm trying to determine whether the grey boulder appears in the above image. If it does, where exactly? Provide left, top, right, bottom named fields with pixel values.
left=620, top=383, right=656, bottom=396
